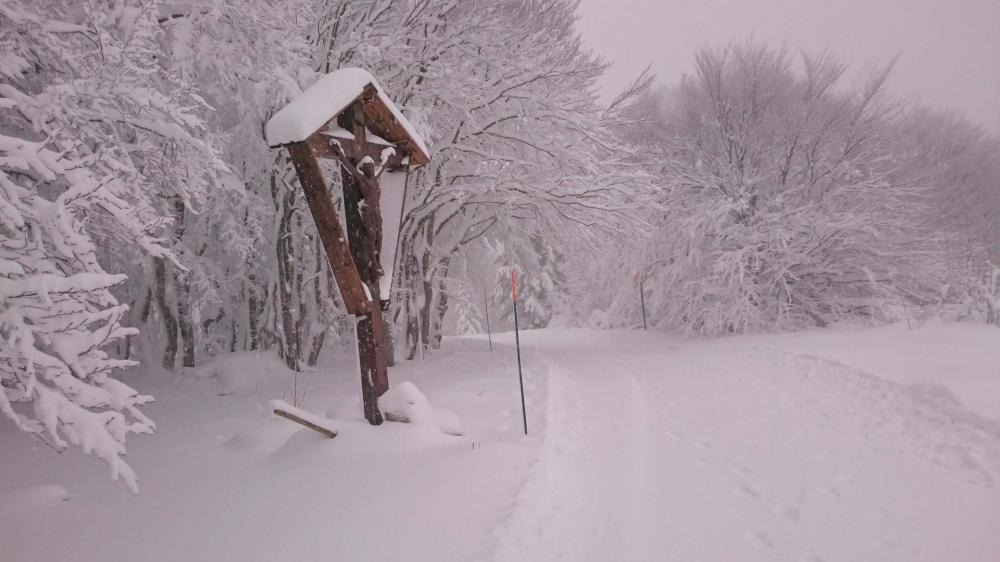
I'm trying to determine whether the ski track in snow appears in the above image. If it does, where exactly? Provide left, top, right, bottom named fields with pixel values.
left=486, top=333, right=1000, bottom=562
left=489, top=356, right=655, bottom=562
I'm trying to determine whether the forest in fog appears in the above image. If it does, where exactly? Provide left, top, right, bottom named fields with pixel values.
left=2, top=0, right=999, bottom=489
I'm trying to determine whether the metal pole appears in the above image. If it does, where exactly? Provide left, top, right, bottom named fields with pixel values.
left=639, top=278, right=648, bottom=331
left=512, top=271, right=527, bottom=435
left=484, top=288, right=493, bottom=351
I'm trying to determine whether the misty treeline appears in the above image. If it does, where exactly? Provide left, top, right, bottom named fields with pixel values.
left=575, top=44, right=1000, bottom=334
left=1, top=0, right=998, bottom=487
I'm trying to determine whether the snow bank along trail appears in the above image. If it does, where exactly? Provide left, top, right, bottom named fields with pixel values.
left=0, top=340, right=541, bottom=562
left=486, top=329, right=1000, bottom=562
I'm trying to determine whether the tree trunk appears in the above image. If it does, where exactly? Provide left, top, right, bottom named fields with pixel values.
left=172, top=198, right=196, bottom=368
left=275, top=176, right=301, bottom=372
left=404, top=244, right=421, bottom=360
left=420, top=270, right=433, bottom=351
left=307, top=330, right=327, bottom=367
left=294, top=211, right=308, bottom=366
left=153, top=257, right=178, bottom=370
left=176, top=271, right=196, bottom=367
left=383, top=316, right=395, bottom=367
left=307, top=241, right=328, bottom=367
left=247, top=279, right=261, bottom=350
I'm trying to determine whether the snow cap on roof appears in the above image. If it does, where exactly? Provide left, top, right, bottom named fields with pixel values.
left=265, top=68, right=429, bottom=165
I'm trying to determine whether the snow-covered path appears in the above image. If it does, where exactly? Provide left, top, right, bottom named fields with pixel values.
left=490, top=330, right=1000, bottom=562
left=2, top=326, right=998, bottom=562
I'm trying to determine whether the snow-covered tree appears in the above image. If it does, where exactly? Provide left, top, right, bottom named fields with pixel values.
left=356, top=0, right=651, bottom=353
left=582, top=42, right=950, bottom=333
left=84, top=0, right=653, bottom=368
left=895, top=107, right=1000, bottom=317
left=487, top=234, right=568, bottom=330
left=0, top=0, right=228, bottom=491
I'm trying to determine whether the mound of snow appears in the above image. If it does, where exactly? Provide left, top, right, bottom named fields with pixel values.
left=327, top=395, right=365, bottom=422
left=187, top=352, right=295, bottom=395
left=433, top=407, right=463, bottom=436
left=223, top=418, right=303, bottom=455
left=379, top=382, right=437, bottom=426
left=0, top=484, right=69, bottom=517
left=378, top=381, right=462, bottom=435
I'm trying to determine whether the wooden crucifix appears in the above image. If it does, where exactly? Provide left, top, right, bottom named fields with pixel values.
left=266, top=69, right=430, bottom=425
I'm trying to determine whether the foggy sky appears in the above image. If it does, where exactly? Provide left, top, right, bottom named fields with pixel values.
left=576, top=0, right=1000, bottom=133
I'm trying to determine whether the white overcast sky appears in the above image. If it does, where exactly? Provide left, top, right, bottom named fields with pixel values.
left=575, top=0, right=1000, bottom=132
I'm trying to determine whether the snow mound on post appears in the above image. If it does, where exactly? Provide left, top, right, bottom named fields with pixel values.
left=378, top=382, right=462, bottom=435
left=264, top=67, right=428, bottom=159
left=266, top=68, right=373, bottom=146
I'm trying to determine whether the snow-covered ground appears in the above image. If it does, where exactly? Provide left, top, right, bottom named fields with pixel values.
left=0, top=340, right=542, bottom=562
left=490, top=325, right=1000, bottom=562
left=1, top=323, right=998, bottom=561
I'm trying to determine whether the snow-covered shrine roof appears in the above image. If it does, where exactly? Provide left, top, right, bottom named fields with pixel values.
left=265, top=68, right=429, bottom=166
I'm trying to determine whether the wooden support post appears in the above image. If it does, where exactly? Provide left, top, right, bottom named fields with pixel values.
left=287, top=141, right=368, bottom=316
left=286, top=139, right=388, bottom=425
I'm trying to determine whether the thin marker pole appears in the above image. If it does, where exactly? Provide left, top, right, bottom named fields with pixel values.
left=484, top=288, right=493, bottom=351
left=639, top=278, right=647, bottom=331
left=511, top=270, right=527, bottom=435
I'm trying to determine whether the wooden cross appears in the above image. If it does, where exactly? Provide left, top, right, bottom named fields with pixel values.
left=285, top=92, right=410, bottom=425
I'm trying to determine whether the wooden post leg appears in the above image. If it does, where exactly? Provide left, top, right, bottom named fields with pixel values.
left=356, top=312, right=381, bottom=425
left=287, top=142, right=369, bottom=316
left=357, top=282, right=390, bottom=425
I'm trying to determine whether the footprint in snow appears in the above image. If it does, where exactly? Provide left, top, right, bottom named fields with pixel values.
left=741, top=531, right=772, bottom=550
left=733, top=483, right=760, bottom=498
left=866, top=506, right=888, bottom=526
left=772, top=503, right=800, bottom=523
left=817, top=485, right=841, bottom=499
left=833, top=473, right=855, bottom=485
